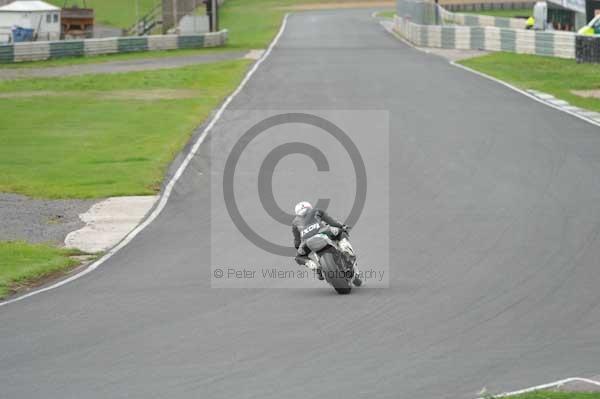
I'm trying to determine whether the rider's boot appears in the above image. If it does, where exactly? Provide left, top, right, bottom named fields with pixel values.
left=338, top=239, right=361, bottom=286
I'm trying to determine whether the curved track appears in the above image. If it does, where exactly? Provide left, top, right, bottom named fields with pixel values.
left=2, top=9, right=600, bottom=398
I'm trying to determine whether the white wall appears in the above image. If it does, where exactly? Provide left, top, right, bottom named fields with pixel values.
left=0, top=10, right=60, bottom=42
left=35, top=10, right=61, bottom=41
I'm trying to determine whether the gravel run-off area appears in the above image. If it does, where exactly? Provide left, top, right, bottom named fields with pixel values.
left=0, top=193, right=98, bottom=245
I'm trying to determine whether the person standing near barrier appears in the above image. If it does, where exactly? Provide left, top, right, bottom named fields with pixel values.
left=526, top=16, right=535, bottom=30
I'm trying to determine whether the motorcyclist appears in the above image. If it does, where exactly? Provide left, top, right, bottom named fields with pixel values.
left=292, top=201, right=354, bottom=280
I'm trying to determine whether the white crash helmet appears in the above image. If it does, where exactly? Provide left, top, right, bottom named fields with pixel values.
left=294, top=201, right=313, bottom=216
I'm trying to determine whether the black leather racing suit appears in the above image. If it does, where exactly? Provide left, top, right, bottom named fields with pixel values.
left=292, top=208, right=345, bottom=266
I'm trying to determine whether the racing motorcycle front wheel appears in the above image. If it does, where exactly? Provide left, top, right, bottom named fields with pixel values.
left=319, top=248, right=352, bottom=295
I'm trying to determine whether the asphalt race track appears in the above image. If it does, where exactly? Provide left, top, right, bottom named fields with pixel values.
left=2, top=9, right=600, bottom=399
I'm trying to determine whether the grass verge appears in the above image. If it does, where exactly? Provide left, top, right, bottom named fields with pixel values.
left=505, top=391, right=600, bottom=399
left=220, top=0, right=290, bottom=49
left=459, top=8, right=531, bottom=18
left=0, top=59, right=251, bottom=198
left=0, top=47, right=239, bottom=70
left=376, top=10, right=396, bottom=18
left=0, top=0, right=390, bottom=200
left=0, top=241, right=83, bottom=299
left=459, top=52, right=600, bottom=113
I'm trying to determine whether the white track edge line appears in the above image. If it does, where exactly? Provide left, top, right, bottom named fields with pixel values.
left=381, top=20, right=600, bottom=129
left=478, top=377, right=600, bottom=398
left=451, top=61, right=600, bottom=129
left=0, top=14, right=291, bottom=308
left=383, top=27, right=600, bottom=397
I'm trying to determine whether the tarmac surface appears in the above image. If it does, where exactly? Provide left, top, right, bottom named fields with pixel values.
left=2, top=9, right=600, bottom=399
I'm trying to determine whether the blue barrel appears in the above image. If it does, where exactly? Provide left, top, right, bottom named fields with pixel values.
left=11, top=26, right=34, bottom=43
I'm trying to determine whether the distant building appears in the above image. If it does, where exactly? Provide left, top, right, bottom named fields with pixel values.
left=0, top=0, right=61, bottom=42
left=546, top=0, right=587, bottom=30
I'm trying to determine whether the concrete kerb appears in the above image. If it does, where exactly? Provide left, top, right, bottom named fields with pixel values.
left=64, top=196, right=159, bottom=254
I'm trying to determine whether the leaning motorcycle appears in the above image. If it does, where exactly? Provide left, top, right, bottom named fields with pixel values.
left=303, top=225, right=362, bottom=294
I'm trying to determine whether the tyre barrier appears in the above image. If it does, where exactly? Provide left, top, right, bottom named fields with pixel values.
left=0, top=30, right=227, bottom=63
left=393, top=15, right=575, bottom=59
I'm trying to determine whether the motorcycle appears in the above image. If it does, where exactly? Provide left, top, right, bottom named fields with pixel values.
left=302, top=225, right=362, bottom=294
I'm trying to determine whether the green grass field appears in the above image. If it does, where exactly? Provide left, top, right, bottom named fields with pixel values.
left=459, top=52, right=600, bottom=113
left=220, top=0, right=290, bottom=49
left=0, top=59, right=251, bottom=198
left=3, top=1, right=401, bottom=198
left=459, top=7, right=531, bottom=18
left=0, top=241, right=81, bottom=299
left=48, top=0, right=160, bottom=29
left=376, top=10, right=396, bottom=18
left=507, top=391, right=600, bottom=399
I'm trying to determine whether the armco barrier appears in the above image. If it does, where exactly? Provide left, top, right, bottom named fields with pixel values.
left=0, top=30, right=227, bottom=63
left=393, top=15, right=575, bottom=59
